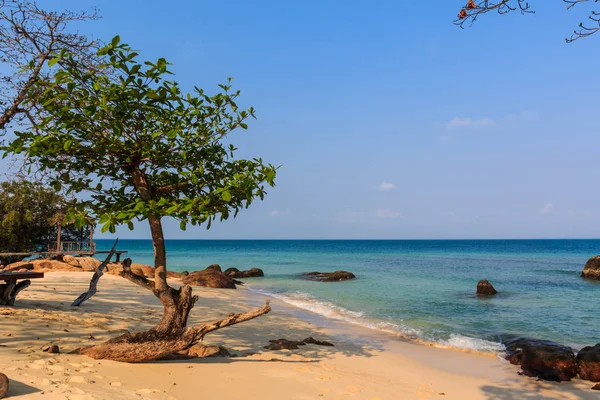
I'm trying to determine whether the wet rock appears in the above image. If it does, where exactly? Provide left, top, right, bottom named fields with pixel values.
left=0, top=372, right=8, bottom=399
left=302, top=271, right=356, bottom=282
left=504, top=338, right=577, bottom=381
left=205, top=264, right=222, bottom=272
left=581, top=256, right=600, bottom=280
left=183, top=269, right=236, bottom=289
left=476, top=280, right=497, bottom=295
left=577, top=343, right=600, bottom=382
left=224, top=267, right=264, bottom=279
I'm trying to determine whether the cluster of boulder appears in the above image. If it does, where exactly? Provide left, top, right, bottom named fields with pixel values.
left=504, top=338, right=600, bottom=386
left=0, top=258, right=269, bottom=290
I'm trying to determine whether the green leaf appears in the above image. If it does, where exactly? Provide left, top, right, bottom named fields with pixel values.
left=111, top=35, right=121, bottom=47
left=221, top=191, right=231, bottom=202
left=48, top=57, right=61, bottom=67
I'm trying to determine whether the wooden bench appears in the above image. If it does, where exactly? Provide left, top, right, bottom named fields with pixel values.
left=0, top=272, right=44, bottom=306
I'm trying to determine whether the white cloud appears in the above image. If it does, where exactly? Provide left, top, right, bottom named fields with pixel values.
left=446, top=117, right=496, bottom=130
left=375, top=209, right=402, bottom=219
left=540, top=203, right=554, bottom=214
left=268, top=209, right=289, bottom=217
left=376, top=182, right=398, bottom=192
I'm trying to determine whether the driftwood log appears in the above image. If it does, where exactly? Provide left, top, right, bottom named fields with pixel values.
left=71, top=239, right=119, bottom=307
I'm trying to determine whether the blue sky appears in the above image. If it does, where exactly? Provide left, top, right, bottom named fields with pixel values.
left=4, top=0, right=600, bottom=239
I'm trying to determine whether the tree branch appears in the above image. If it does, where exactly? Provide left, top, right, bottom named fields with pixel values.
left=119, top=257, right=156, bottom=292
left=190, top=300, right=271, bottom=343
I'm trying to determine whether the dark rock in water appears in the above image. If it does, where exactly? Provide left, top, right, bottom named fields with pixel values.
left=581, top=256, right=600, bottom=280
left=223, top=267, right=239, bottom=276
left=183, top=269, right=236, bottom=289
left=302, top=271, right=356, bottom=282
left=0, top=372, right=8, bottom=399
left=224, top=267, right=264, bottom=279
left=265, top=337, right=335, bottom=350
left=205, top=264, right=222, bottom=272
left=476, top=280, right=497, bottom=295
left=577, top=343, right=600, bottom=382
left=504, top=338, right=577, bottom=381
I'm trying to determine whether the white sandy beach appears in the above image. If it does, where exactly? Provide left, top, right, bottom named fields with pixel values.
left=0, top=272, right=597, bottom=400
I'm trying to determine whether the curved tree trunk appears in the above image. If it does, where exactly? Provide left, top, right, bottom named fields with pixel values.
left=79, top=168, right=271, bottom=362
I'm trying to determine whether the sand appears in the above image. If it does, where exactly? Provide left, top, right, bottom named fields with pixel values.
left=0, top=272, right=597, bottom=399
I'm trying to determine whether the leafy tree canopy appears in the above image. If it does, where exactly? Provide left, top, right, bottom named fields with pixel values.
left=2, top=36, right=277, bottom=235
left=0, top=179, right=64, bottom=264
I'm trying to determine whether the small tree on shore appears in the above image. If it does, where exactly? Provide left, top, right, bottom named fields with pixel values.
left=0, top=0, right=98, bottom=133
left=0, top=179, right=63, bottom=264
left=456, top=0, right=599, bottom=42
left=3, top=37, right=277, bottom=362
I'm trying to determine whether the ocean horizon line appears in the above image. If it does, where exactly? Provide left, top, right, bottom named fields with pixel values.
left=95, top=237, right=600, bottom=241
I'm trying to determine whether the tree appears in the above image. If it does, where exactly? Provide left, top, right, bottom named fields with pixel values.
left=2, top=37, right=277, bottom=362
left=0, top=0, right=98, bottom=133
left=0, top=179, right=63, bottom=264
left=456, top=0, right=599, bottom=42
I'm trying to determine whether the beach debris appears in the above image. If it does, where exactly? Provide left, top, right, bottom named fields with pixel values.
left=476, top=280, right=497, bottom=296
left=265, top=337, right=334, bottom=350
left=206, top=264, right=222, bottom=272
left=577, top=343, right=600, bottom=382
left=592, top=383, right=600, bottom=390
left=0, top=372, right=9, bottom=399
left=43, top=344, right=60, bottom=354
left=504, top=338, right=577, bottom=381
left=182, top=268, right=237, bottom=289
left=71, top=239, right=118, bottom=307
left=581, top=256, right=600, bottom=280
left=302, top=271, right=356, bottom=282
left=224, top=267, right=264, bottom=279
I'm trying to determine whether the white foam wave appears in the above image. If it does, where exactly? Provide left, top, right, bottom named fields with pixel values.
left=437, top=334, right=506, bottom=353
left=248, top=287, right=505, bottom=354
left=248, top=287, right=422, bottom=338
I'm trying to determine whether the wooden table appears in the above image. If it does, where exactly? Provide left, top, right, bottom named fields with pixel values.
left=0, top=272, right=44, bottom=306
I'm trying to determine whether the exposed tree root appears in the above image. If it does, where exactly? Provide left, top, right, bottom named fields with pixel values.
left=78, top=300, right=271, bottom=363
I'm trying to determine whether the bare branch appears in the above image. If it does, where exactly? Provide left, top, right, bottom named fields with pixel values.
left=190, top=300, right=271, bottom=343
left=118, top=257, right=156, bottom=292
left=0, top=0, right=99, bottom=132
left=454, top=0, right=600, bottom=42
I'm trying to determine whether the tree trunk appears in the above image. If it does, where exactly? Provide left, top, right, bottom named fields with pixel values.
left=77, top=167, right=271, bottom=362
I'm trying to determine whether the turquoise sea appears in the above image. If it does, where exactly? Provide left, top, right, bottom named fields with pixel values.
left=96, top=239, right=599, bottom=352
